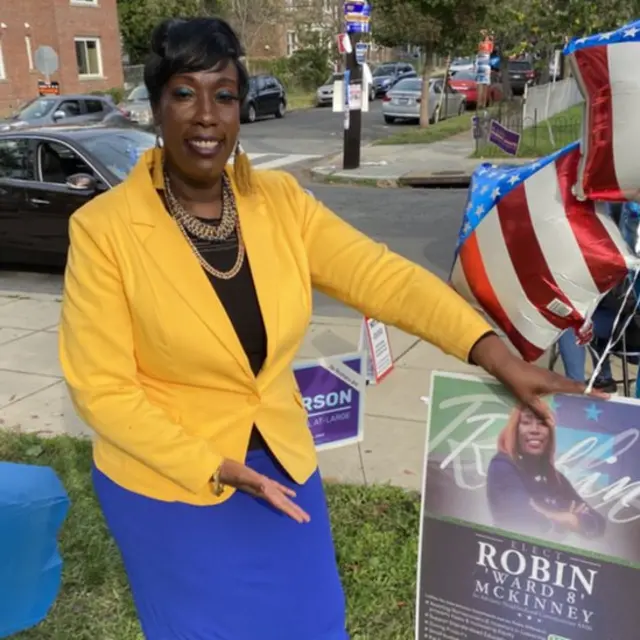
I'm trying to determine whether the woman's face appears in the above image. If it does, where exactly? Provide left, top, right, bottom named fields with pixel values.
left=517, top=409, right=550, bottom=457
left=154, top=62, right=241, bottom=185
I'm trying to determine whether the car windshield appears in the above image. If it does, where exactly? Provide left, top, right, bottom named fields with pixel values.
left=451, top=70, right=476, bottom=81
left=393, top=79, right=422, bottom=92
left=78, top=129, right=156, bottom=180
left=127, top=85, right=149, bottom=101
left=324, top=73, right=342, bottom=85
left=373, top=65, right=395, bottom=77
left=509, top=60, right=532, bottom=70
left=16, top=98, right=57, bottom=121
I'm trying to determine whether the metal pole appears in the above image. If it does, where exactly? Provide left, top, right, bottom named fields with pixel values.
left=343, top=30, right=363, bottom=170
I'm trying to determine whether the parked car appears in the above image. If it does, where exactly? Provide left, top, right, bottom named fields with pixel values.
left=449, top=56, right=475, bottom=75
left=381, top=77, right=466, bottom=124
left=118, top=84, right=153, bottom=127
left=448, top=70, right=503, bottom=107
left=0, top=126, right=156, bottom=267
left=0, top=94, right=129, bottom=132
left=241, top=75, right=287, bottom=123
left=315, top=73, right=375, bottom=107
left=371, top=62, right=416, bottom=97
left=507, top=59, right=537, bottom=95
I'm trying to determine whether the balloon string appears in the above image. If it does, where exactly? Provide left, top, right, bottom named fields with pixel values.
left=586, top=268, right=640, bottom=394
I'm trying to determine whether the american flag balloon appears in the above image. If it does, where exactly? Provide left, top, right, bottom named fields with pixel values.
left=450, top=142, right=639, bottom=362
left=565, top=19, right=640, bottom=202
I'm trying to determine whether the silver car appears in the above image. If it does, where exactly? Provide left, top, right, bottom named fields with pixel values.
left=381, top=78, right=466, bottom=124
left=315, top=72, right=375, bottom=107
left=118, top=85, right=153, bottom=127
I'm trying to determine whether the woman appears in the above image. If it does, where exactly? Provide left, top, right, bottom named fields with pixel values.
left=487, top=406, right=605, bottom=539
left=59, top=17, right=594, bottom=640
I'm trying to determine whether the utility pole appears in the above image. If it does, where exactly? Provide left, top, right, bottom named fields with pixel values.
left=342, top=1, right=370, bottom=171
left=343, top=33, right=363, bottom=170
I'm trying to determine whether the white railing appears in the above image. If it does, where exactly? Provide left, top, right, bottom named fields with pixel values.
left=522, top=77, right=584, bottom=128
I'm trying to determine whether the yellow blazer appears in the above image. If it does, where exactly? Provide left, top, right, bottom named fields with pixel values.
left=58, top=147, right=492, bottom=505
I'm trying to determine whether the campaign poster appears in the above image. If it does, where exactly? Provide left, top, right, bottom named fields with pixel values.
left=417, top=371, right=640, bottom=640
left=293, top=352, right=365, bottom=451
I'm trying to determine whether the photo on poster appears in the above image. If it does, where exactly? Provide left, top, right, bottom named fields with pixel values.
left=416, top=371, right=640, bottom=640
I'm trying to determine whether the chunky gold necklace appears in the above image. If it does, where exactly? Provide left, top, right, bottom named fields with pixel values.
left=164, top=171, right=237, bottom=241
left=163, top=171, right=245, bottom=281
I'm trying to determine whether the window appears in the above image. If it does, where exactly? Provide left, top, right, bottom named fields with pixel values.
left=84, top=99, right=104, bottom=114
left=0, top=140, right=35, bottom=181
left=74, top=37, right=102, bottom=77
left=38, top=141, right=93, bottom=184
left=286, top=31, right=298, bottom=57
left=0, top=41, right=5, bottom=80
left=25, top=36, right=34, bottom=71
left=57, top=100, right=82, bottom=117
left=70, top=0, right=98, bottom=5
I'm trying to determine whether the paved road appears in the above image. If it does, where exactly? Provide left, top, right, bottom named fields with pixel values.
left=0, top=185, right=468, bottom=317
left=240, top=101, right=418, bottom=168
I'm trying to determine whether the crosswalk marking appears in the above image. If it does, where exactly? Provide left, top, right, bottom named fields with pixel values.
left=229, top=152, right=322, bottom=170
left=252, top=154, right=321, bottom=170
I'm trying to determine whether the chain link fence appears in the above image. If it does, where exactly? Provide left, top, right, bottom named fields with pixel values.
left=472, top=100, right=582, bottom=158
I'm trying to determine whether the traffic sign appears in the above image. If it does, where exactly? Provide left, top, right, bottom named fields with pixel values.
left=355, top=42, right=367, bottom=64
left=34, top=46, right=59, bottom=77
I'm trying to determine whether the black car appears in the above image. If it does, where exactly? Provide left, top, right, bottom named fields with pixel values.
left=241, top=75, right=287, bottom=124
left=507, top=60, right=537, bottom=95
left=371, top=62, right=416, bottom=97
left=0, top=126, right=156, bottom=267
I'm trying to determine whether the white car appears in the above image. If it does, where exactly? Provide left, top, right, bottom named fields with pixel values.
left=449, top=57, right=475, bottom=75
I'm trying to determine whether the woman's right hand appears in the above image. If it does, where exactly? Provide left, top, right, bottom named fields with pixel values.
left=218, top=459, right=311, bottom=524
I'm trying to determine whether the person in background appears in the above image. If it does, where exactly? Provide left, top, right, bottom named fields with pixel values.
left=58, top=17, right=598, bottom=640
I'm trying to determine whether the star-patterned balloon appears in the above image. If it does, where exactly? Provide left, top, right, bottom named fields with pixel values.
left=450, top=141, right=638, bottom=362
left=564, top=19, right=640, bottom=202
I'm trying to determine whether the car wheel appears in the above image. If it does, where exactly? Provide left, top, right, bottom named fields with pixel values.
left=384, top=115, right=395, bottom=124
left=275, top=99, right=286, bottom=118
left=247, top=103, right=257, bottom=123
left=458, top=100, right=466, bottom=115
left=369, top=87, right=375, bottom=102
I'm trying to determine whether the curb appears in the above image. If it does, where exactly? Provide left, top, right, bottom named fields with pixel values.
left=398, top=173, right=472, bottom=188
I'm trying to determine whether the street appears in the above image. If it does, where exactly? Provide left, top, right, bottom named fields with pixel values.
left=239, top=100, right=418, bottom=170
left=0, top=185, right=468, bottom=317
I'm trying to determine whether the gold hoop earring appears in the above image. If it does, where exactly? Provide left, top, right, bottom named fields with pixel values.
left=233, top=140, right=253, bottom=195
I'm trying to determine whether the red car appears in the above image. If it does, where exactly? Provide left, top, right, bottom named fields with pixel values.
left=448, top=70, right=503, bottom=107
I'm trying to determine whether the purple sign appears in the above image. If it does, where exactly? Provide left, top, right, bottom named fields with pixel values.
left=293, top=352, right=365, bottom=451
left=488, top=119, right=521, bottom=156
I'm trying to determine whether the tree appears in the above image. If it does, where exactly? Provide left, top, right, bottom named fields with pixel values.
left=219, top=0, right=285, bottom=60
left=118, top=0, right=224, bottom=64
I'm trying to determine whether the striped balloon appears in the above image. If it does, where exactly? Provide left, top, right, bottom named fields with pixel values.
left=450, top=142, right=639, bottom=362
left=565, top=20, right=640, bottom=202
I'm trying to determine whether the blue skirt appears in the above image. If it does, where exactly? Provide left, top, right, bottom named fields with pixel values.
left=92, top=448, right=348, bottom=640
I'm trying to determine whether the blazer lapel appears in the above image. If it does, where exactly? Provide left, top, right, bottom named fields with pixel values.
left=127, top=149, right=253, bottom=378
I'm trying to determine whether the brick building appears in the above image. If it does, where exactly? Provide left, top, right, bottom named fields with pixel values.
left=0, top=0, right=123, bottom=114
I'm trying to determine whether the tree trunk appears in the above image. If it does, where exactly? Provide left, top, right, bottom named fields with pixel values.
left=419, top=46, right=433, bottom=128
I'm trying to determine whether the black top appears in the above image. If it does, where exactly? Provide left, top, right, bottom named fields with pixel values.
left=187, top=217, right=268, bottom=450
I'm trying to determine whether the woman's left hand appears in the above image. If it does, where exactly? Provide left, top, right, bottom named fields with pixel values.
left=470, top=333, right=608, bottom=427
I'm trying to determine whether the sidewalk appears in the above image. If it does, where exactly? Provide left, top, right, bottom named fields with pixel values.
left=311, top=131, right=530, bottom=187
left=0, top=290, right=478, bottom=492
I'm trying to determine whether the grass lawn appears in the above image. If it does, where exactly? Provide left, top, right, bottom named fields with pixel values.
left=1, top=431, right=420, bottom=640
left=287, top=90, right=316, bottom=110
left=373, top=112, right=473, bottom=146
left=471, top=104, right=583, bottom=159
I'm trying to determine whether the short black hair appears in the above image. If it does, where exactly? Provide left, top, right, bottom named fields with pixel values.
left=144, top=17, right=249, bottom=108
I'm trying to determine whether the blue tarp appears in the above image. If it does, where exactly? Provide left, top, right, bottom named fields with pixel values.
left=0, top=463, right=70, bottom=637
